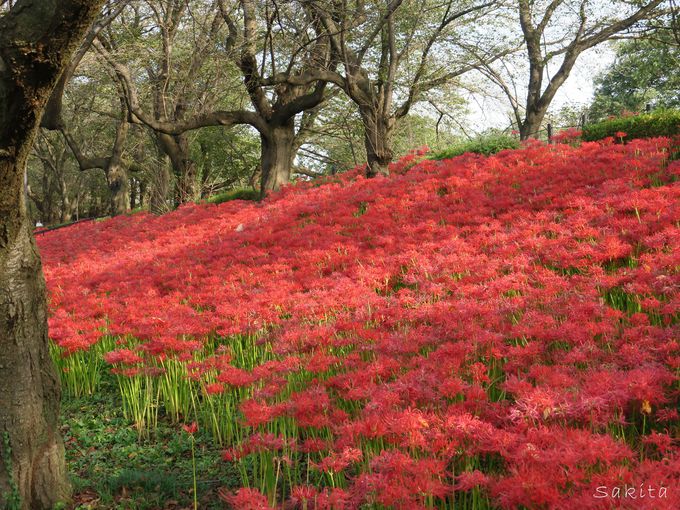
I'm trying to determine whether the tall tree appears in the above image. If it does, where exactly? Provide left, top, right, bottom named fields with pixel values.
left=480, top=0, right=664, bottom=139
left=297, top=0, right=500, bottom=176
left=90, top=0, right=239, bottom=208
left=0, top=1, right=106, bottom=508
left=588, top=34, right=680, bottom=121
left=99, top=0, right=335, bottom=197
left=58, top=90, right=131, bottom=216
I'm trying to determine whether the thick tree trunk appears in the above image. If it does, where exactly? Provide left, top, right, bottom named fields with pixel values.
left=519, top=107, right=547, bottom=141
left=360, top=109, right=393, bottom=178
left=260, top=123, right=295, bottom=196
left=106, top=117, right=130, bottom=216
left=106, top=161, right=130, bottom=216
left=0, top=186, right=68, bottom=508
left=157, top=133, right=198, bottom=205
left=105, top=118, right=130, bottom=216
left=1, top=2, right=106, bottom=505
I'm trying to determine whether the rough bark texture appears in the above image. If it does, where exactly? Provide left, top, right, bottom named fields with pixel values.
left=361, top=108, right=394, bottom=178
left=106, top=161, right=131, bottom=216
left=0, top=1, right=105, bottom=508
left=150, top=142, right=172, bottom=215
left=106, top=119, right=131, bottom=215
left=157, top=132, right=199, bottom=205
left=260, top=123, right=296, bottom=196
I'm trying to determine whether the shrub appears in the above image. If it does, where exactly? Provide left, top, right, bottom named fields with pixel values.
left=582, top=109, right=680, bottom=141
left=429, top=133, right=520, bottom=160
left=206, top=188, right=260, bottom=204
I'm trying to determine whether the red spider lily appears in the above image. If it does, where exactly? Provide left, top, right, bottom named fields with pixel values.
left=218, top=487, right=273, bottom=510
left=182, top=422, right=198, bottom=434
left=39, top=135, right=680, bottom=508
left=103, top=349, right=143, bottom=366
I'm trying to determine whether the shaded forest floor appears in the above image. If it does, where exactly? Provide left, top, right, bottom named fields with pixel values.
left=61, top=375, right=238, bottom=510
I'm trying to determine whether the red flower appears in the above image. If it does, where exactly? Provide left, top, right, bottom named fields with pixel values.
left=218, top=487, right=272, bottom=509
left=182, top=422, right=198, bottom=434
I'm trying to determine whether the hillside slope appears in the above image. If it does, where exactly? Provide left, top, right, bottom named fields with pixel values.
left=40, top=139, right=680, bottom=509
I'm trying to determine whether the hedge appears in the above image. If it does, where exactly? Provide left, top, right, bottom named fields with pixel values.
left=582, top=110, right=680, bottom=142
left=429, top=133, right=520, bottom=160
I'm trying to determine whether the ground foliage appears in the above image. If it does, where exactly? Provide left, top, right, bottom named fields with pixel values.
left=40, top=137, right=680, bottom=509
left=583, top=110, right=680, bottom=142
left=61, top=375, right=237, bottom=509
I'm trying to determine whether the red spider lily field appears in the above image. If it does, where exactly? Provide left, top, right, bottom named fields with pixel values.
left=40, top=137, right=679, bottom=509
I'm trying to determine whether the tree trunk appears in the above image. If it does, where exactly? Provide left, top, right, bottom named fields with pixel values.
left=0, top=185, right=68, bottom=509
left=150, top=141, right=172, bottom=214
left=139, top=179, right=147, bottom=209
left=360, top=109, right=393, bottom=178
left=0, top=0, right=107, bottom=498
left=106, top=161, right=130, bottom=216
left=260, top=123, right=295, bottom=196
left=519, top=107, right=547, bottom=141
left=157, top=133, right=198, bottom=205
left=130, top=177, right=138, bottom=210
left=105, top=116, right=130, bottom=216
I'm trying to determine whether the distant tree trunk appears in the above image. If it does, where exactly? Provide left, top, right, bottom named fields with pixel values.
left=106, top=160, right=130, bottom=215
left=0, top=3, right=106, bottom=508
left=157, top=132, right=198, bottom=205
left=60, top=175, right=74, bottom=223
left=105, top=120, right=130, bottom=215
left=130, top=177, right=138, bottom=209
left=139, top=178, right=147, bottom=209
left=260, top=122, right=296, bottom=196
left=360, top=108, right=394, bottom=177
left=150, top=142, right=172, bottom=214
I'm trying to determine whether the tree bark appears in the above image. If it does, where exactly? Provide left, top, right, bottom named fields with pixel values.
left=156, top=132, right=198, bottom=205
left=0, top=2, right=105, bottom=507
left=150, top=141, right=172, bottom=214
left=106, top=161, right=130, bottom=215
left=361, top=108, right=394, bottom=177
left=260, top=123, right=296, bottom=196
left=519, top=107, right=547, bottom=140
left=0, top=197, right=67, bottom=509
left=130, top=177, right=138, bottom=210
left=106, top=119, right=130, bottom=215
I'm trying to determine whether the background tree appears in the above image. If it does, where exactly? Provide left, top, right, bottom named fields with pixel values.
left=479, top=0, right=665, bottom=140
left=99, top=0, right=336, bottom=197
left=589, top=32, right=680, bottom=121
left=298, top=0, right=501, bottom=176
left=299, top=92, right=463, bottom=173
left=100, top=0, right=243, bottom=208
left=0, top=2, right=106, bottom=508
left=27, top=131, right=99, bottom=224
left=58, top=87, right=132, bottom=216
